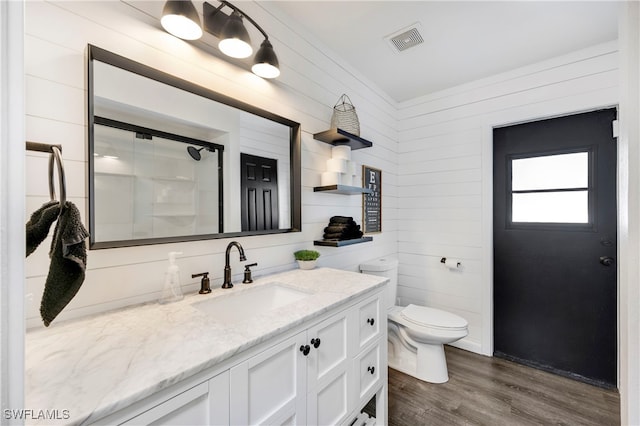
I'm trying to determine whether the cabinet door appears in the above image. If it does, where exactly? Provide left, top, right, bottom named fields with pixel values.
left=122, top=381, right=209, bottom=426
left=230, top=332, right=307, bottom=425
left=353, top=294, right=382, bottom=354
left=306, top=311, right=351, bottom=426
left=354, top=341, right=382, bottom=408
left=208, top=370, right=230, bottom=425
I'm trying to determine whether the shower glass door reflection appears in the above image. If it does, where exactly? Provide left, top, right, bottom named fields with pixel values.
left=93, top=122, right=222, bottom=243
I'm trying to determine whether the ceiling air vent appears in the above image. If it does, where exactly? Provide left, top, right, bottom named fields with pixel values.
left=386, top=23, right=424, bottom=53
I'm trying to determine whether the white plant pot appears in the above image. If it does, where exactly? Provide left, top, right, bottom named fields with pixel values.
left=297, top=260, right=317, bottom=270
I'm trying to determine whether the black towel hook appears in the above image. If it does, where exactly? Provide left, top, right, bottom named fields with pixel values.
left=48, top=146, right=66, bottom=209
left=26, top=142, right=67, bottom=216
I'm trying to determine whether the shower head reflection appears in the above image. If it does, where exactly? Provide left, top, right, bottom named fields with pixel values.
left=187, top=146, right=205, bottom=161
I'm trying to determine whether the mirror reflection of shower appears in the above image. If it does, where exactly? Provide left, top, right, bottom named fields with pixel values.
left=187, top=145, right=215, bottom=161
left=92, top=116, right=226, bottom=246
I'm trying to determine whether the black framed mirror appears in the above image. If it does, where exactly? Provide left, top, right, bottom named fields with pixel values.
left=88, top=45, right=301, bottom=249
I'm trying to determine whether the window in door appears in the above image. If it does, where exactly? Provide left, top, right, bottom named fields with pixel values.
left=508, top=150, right=593, bottom=227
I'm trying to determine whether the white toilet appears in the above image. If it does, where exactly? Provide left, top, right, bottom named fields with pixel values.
left=360, top=258, right=468, bottom=383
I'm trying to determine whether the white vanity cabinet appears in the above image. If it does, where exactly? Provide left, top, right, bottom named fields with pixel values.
left=351, top=292, right=384, bottom=412
left=230, top=298, right=382, bottom=426
left=122, top=381, right=210, bottom=426
left=97, top=370, right=230, bottom=426
left=305, top=310, right=351, bottom=426
left=228, top=309, right=353, bottom=426
left=354, top=341, right=383, bottom=409
left=230, top=295, right=381, bottom=425
left=91, top=287, right=385, bottom=426
left=229, top=331, right=308, bottom=425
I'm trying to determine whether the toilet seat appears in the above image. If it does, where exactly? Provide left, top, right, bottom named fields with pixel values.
left=399, top=304, right=467, bottom=331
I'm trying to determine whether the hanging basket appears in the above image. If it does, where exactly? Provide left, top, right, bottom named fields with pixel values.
left=330, top=94, right=360, bottom=136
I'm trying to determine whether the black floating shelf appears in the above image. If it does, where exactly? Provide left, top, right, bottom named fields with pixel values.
left=313, top=128, right=373, bottom=150
left=313, top=185, right=373, bottom=195
left=314, top=236, right=373, bottom=247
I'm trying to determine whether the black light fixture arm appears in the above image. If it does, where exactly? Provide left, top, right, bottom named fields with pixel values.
left=217, top=0, right=269, bottom=40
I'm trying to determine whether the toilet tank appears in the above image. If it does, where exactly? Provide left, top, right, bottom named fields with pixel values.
left=359, top=258, right=399, bottom=310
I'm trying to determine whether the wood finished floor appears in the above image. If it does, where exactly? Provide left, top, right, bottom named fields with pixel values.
left=387, top=346, right=620, bottom=426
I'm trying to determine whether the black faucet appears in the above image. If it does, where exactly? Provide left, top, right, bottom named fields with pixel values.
left=222, top=241, right=246, bottom=289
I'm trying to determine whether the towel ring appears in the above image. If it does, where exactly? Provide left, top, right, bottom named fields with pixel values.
left=48, top=146, right=66, bottom=210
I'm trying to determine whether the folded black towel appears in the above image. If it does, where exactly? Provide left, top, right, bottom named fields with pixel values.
left=323, top=232, right=345, bottom=240
left=323, top=216, right=363, bottom=240
left=322, top=231, right=364, bottom=240
left=324, top=224, right=360, bottom=233
left=40, top=201, right=89, bottom=327
left=325, top=224, right=349, bottom=233
left=26, top=201, right=61, bottom=257
left=323, top=227, right=363, bottom=240
left=329, top=216, right=354, bottom=224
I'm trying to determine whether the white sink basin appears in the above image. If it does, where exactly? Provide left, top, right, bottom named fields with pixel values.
left=192, top=283, right=311, bottom=322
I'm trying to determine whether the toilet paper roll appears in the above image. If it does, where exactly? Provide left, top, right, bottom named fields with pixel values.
left=444, top=258, right=462, bottom=270
left=327, top=158, right=349, bottom=173
left=321, top=171, right=351, bottom=186
left=347, top=160, right=357, bottom=176
left=321, top=171, right=339, bottom=186
left=332, top=145, right=351, bottom=160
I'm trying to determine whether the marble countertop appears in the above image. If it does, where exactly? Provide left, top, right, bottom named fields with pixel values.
left=25, top=267, right=387, bottom=425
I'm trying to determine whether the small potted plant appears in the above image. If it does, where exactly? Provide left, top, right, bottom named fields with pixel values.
left=294, top=249, right=320, bottom=270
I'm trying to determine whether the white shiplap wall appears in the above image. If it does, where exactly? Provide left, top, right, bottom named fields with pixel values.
left=397, top=41, right=619, bottom=354
left=23, top=0, right=621, bottom=358
left=24, top=1, right=398, bottom=329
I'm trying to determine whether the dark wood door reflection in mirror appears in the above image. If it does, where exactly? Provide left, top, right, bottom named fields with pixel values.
left=88, top=45, right=301, bottom=249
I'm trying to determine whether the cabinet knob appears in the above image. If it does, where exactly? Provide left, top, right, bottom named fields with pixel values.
left=367, top=318, right=375, bottom=326
left=299, top=345, right=310, bottom=356
left=311, top=338, right=321, bottom=349
left=367, top=366, right=375, bottom=375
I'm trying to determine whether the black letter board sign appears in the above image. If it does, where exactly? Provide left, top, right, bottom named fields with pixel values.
left=362, top=165, right=381, bottom=233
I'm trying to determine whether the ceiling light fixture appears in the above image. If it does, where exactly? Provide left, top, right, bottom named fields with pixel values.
left=218, top=10, right=253, bottom=58
left=161, top=0, right=281, bottom=79
left=252, top=39, right=280, bottom=79
left=161, top=0, right=203, bottom=41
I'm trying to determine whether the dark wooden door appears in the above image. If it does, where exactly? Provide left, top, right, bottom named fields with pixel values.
left=240, top=153, right=279, bottom=231
left=493, top=109, right=617, bottom=387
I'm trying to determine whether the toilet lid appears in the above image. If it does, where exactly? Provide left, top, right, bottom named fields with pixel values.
left=400, top=304, right=468, bottom=330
